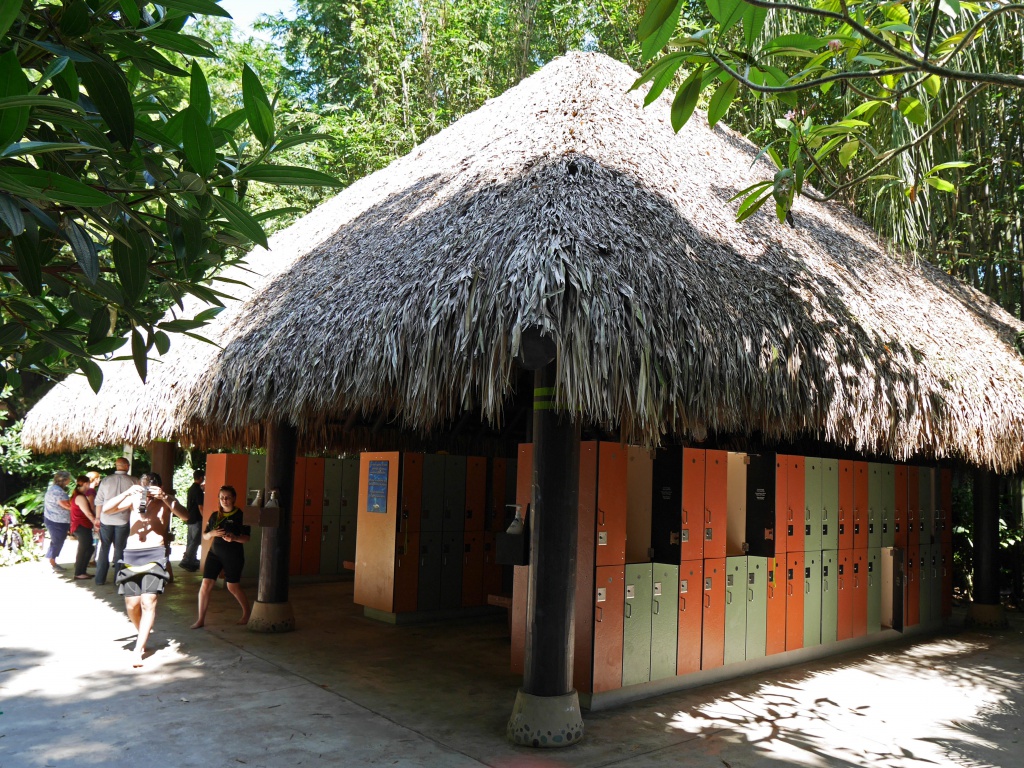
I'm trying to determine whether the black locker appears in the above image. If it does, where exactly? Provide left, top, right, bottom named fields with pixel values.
left=745, top=453, right=776, bottom=557
left=421, top=454, right=446, bottom=531
left=417, top=530, right=443, bottom=611
left=439, top=530, right=465, bottom=609
left=651, top=447, right=683, bottom=564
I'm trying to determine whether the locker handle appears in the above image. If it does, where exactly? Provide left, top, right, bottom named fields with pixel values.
left=787, top=583, right=793, bottom=596
left=747, top=588, right=754, bottom=602
left=680, top=597, right=686, bottom=611
left=599, top=508, right=606, bottom=526
left=653, top=600, right=659, bottom=615
left=705, top=507, right=712, bottom=524
left=625, top=603, right=631, bottom=619
left=682, top=508, right=688, bottom=525
left=596, top=606, right=603, bottom=623
left=838, top=577, right=843, bottom=590
left=805, top=582, right=810, bottom=594
left=726, top=592, right=732, bottom=605
left=787, top=506, right=794, bottom=522
left=704, top=594, right=711, bottom=608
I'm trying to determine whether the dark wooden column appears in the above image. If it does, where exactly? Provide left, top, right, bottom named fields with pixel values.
left=148, top=440, right=176, bottom=488
left=968, top=467, right=1007, bottom=627
left=249, top=421, right=297, bottom=631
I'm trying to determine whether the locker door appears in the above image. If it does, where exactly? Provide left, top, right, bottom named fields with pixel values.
left=510, top=445, right=532, bottom=675
left=652, top=448, right=683, bottom=564
left=319, top=515, right=340, bottom=576
left=247, top=453, right=266, bottom=504
left=851, top=549, right=867, bottom=637
left=677, top=560, right=704, bottom=675
left=322, top=459, right=343, bottom=519
left=393, top=530, right=419, bottom=614
left=881, top=465, right=896, bottom=548
left=593, top=566, right=625, bottom=693
left=442, top=455, right=467, bottom=534
left=820, top=550, right=838, bottom=646
left=341, top=457, right=361, bottom=520
left=930, top=547, right=942, bottom=623
left=867, top=548, right=882, bottom=633
left=918, top=542, right=933, bottom=626
left=939, top=469, right=953, bottom=545
left=417, top=530, right=443, bottom=611
left=746, top=557, right=768, bottom=660
left=651, top=563, right=678, bottom=681
left=867, top=463, right=882, bottom=549
left=623, top=563, right=653, bottom=686
left=907, top=467, right=920, bottom=551
left=804, top=459, right=823, bottom=553
left=300, top=514, right=321, bottom=576
left=941, top=542, right=953, bottom=619
left=786, top=456, right=805, bottom=552
left=704, top=451, right=728, bottom=559
left=765, top=555, right=787, bottom=656
left=852, top=462, right=869, bottom=549
left=680, top=449, right=706, bottom=562
left=745, top=454, right=776, bottom=557
left=574, top=441, right=598, bottom=694
left=338, top=516, right=357, bottom=567
left=488, top=458, right=508, bottom=533
left=439, top=529, right=464, bottom=609
left=774, top=456, right=788, bottom=556
left=919, top=468, right=935, bottom=544
left=288, top=500, right=303, bottom=577
left=724, top=557, right=747, bottom=665
left=838, top=460, right=854, bottom=550
left=701, top=558, right=726, bottom=670
left=461, top=531, right=484, bottom=607
left=837, top=550, right=853, bottom=641
left=786, top=551, right=805, bottom=651
left=882, top=546, right=903, bottom=632
left=894, top=465, right=908, bottom=548
left=596, top=443, right=628, bottom=566
left=481, top=532, right=503, bottom=606
left=905, top=547, right=920, bottom=627
left=304, top=459, right=325, bottom=517
left=420, top=454, right=445, bottom=532
left=821, top=459, right=839, bottom=551
left=803, top=552, right=822, bottom=648
left=463, top=457, right=487, bottom=533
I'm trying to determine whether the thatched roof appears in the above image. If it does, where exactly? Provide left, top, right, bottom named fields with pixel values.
left=24, top=52, right=1024, bottom=471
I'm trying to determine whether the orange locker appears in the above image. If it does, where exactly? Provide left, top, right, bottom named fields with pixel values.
left=677, top=559, right=703, bottom=674
left=593, top=565, right=625, bottom=692
left=852, top=461, right=869, bottom=549
left=766, top=555, right=787, bottom=655
left=704, top=451, right=728, bottom=559
left=489, top=458, right=508, bottom=533
left=574, top=442, right=599, bottom=693
left=939, top=469, right=953, bottom=544
left=941, top=539, right=953, bottom=619
left=288, top=511, right=303, bottom=577
left=300, top=514, right=321, bottom=575
left=681, top=448, right=706, bottom=562
left=510, top=444, right=532, bottom=675
left=774, top=457, right=788, bottom=556
left=596, top=442, right=627, bottom=566
left=701, top=557, right=726, bottom=669
left=304, top=458, right=325, bottom=516
left=461, top=530, right=484, bottom=607
left=838, top=460, right=854, bottom=550
left=203, top=453, right=249, bottom=516
left=894, top=465, right=908, bottom=548
left=851, top=549, right=867, bottom=637
left=464, top=457, right=487, bottom=532
left=393, top=530, right=420, bottom=613
left=907, top=466, right=920, bottom=550
left=398, top=453, right=423, bottom=535
left=785, top=551, right=804, bottom=650
left=837, top=550, right=854, bottom=641
left=905, top=548, right=920, bottom=627
left=785, top=456, right=805, bottom=552
left=481, top=532, right=502, bottom=605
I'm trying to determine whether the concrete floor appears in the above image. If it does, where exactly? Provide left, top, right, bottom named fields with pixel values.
left=2, top=542, right=1023, bottom=768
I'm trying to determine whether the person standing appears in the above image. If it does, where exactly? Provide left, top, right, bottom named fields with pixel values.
left=70, top=475, right=97, bottom=580
left=93, top=457, right=138, bottom=586
left=43, top=470, right=73, bottom=573
left=179, top=470, right=205, bottom=572
left=190, top=486, right=250, bottom=629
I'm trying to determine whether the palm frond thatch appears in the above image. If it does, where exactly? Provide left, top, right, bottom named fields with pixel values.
left=23, top=53, right=1024, bottom=471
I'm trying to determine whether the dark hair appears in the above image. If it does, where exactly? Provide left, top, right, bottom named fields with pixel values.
left=194, top=470, right=205, bottom=481
left=219, top=485, right=237, bottom=500
left=71, top=475, right=89, bottom=501
left=141, top=472, right=162, bottom=487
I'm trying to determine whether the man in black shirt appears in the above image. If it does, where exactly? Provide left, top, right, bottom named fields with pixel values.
left=179, top=470, right=205, bottom=572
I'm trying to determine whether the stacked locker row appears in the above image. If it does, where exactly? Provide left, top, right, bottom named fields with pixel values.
left=353, top=452, right=515, bottom=617
left=320, top=458, right=359, bottom=576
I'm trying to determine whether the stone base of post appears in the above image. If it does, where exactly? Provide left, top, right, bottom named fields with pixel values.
left=966, top=602, right=1008, bottom=629
left=506, top=688, right=584, bottom=748
left=247, top=600, right=296, bottom=633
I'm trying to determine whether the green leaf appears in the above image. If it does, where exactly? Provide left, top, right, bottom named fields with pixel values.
left=190, top=61, right=212, bottom=123
left=736, top=189, right=772, bottom=222
left=939, top=0, right=960, bottom=17
left=238, top=164, right=344, bottom=187
left=271, top=133, right=332, bottom=152
left=0, top=167, right=113, bottom=206
left=742, top=3, right=768, bottom=48
left=212, top=195, right=269, bottom=249
left=0, top=94, right=85, bottom=114
left=62, top=218, right=100, bottom=285
left=59, top=0, right=92, bottom=37
left=131, top=327, right=147, bottom=382
left=68, top=292, right=97, bottom=319
left=838, top=140, right=859, bottom=168
left=242, top=64, right=274, bottom=147
left=925, top=161, right=972, bottom=177
left=1, top=140, right=95, bottom=158
left=182, top=106, right=217, bottom=177
left=0, top=322, right=27, bottom=348
left=925, top=177, right=955, bottom=192
left=707, top=77, right=739, bottom=127
left=0, top=192, right=25, bottom=235
left=764, top=34, right=826, bottom=51
left=38, top=330, right=85, bottom=356
left=671, top=65, right=706, bottom=132
left=0, top=1, right=21, bottom=38
left=0, top=51, right=31, bottom=149
left=705, top=0, right=746, bottom=34
left=899, top=97, right=927, bottom=126
left=12, top=227, right=43, bottom=297
left=923, top=75, right=941, bottom=97
left=844, top=100, right=883, bottom=121
left=119, top=0, right=141, bottom=27
left=638, top=0, right=680, bottom=41
left=80, top=358, right=103, bottom=393
left=157, top=0, right=233, bottom=18
left=88, top=336, right=126, bottom=356
left=144, top=29, right=216, bottom=58
left=154, top=330, right=171, bottom=355
left=112, top=227, right=151, bottom=304
left=78, top=59, right=136, bottom=149
left=214, top=109, right=248, bottom=133
left=641, top=2, right=683, bottom=61
left=87, top=307, right=113, bottom=345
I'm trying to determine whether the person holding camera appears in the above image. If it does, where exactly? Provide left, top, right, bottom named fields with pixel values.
left=190, top=485, right=250, bottom=629
left=102, top=472, right=187, bottom=666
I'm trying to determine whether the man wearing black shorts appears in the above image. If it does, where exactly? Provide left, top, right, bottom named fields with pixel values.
left=190, top=485, right=251, bottom=629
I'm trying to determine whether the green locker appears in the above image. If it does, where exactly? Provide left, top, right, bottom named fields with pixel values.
left=323, top=459, right=344, bottom=516
left=745, top=556, right=768, bottom=660
left=338, top=457, right=359, bottom=567
left=821, top=460, right=839, bottom=551
left=442, top=455, right=467, bottom=533
left=417, top=530, right=443, bottom=611
left=820, top=550, right=838, bottom=646
left=319, top=514, right=341, bottom=576
left=867, top=548, right=882, bottom=633
left=881, top=465, right=895, bottom=548
left=247, top=454, right=266, bottom=502
left=803, top=552, right=822, bottom=647
left=623, top=563, right=654, bottom=686
left=651, top=563, right=679, bottom=681
left=439, top=530, right=464, bottom=609
left=421, top=455, right=446, bottom=531
left=919, top=543, right=934, bottom=626
left=919, top=468, right=935, bottom=543
left=867, top=463, right=882, bottom=548
left=724, top=557, right=748, bottom=665
left=338, top=516, right=357, bottom=567
left=804, top=459, right=823, bottom=552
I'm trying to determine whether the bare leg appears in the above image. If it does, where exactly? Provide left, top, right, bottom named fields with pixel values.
left=125, top=596, right=142, bottom=631
left=226, top=582, right=250, bottom=625
left=133, top=594, right=158, bottom=666
left=191, top=578, right=214, bottom=629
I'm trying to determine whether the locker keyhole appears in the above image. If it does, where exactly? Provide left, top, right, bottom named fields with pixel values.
left=597, top=532, right=608, bottom=547
left=596, top=587, right=607, bottom=603
left=680, top=579, right=688, bottom=594
left=653, top=582, right=662, bottom=597
left=704, top=577, right=712, bottom=590
left=625, top=585, right=635, bottom=599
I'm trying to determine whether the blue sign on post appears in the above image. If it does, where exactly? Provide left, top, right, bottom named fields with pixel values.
left=367, top=460, right=389, bottom=513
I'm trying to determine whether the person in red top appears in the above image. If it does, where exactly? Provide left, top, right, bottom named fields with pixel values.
left=70, top=475, right=97, bottom=580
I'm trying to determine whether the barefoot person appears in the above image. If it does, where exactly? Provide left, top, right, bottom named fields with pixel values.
left=102, top=472, right=186, bottom=666
left=191, top=485, right=250, bottom=629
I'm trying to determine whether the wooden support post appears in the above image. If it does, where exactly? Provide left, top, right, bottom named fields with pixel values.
left=507, top=357, right=584, bottom=747
left=148, top=440, right=176, bottom=489
left=248, top=421, right=297, bottom=632
left=968, top=468, right=1007, bottom=628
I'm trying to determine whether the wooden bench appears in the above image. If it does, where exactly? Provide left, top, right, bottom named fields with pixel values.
left=487, top=593, right=513, bottom=635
